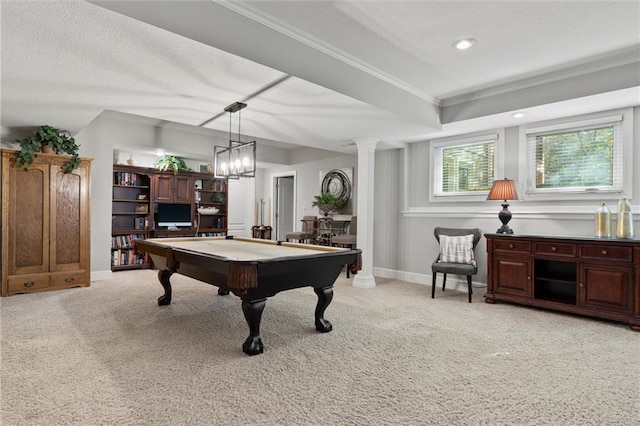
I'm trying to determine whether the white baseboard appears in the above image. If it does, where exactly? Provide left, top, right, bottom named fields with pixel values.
left=91, top=270, right=114, bottom=282
left=372, top=267, right=487, bottom=292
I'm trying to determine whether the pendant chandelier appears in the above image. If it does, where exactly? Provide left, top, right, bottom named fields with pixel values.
left=214, top=101, right=256, bottom=179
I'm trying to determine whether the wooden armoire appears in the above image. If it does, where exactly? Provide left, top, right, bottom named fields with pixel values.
left=1, top=149, right=92, bottom=296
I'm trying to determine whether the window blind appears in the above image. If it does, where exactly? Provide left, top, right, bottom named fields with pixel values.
left=525, top=118, right=623, bottom=193
left=441, top=140, right=495, bottom=193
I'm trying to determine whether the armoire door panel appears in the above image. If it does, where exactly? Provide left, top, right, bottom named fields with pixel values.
left=50, top=165, right=88, bottom=271
left=10, top=163, right=49, bottom=275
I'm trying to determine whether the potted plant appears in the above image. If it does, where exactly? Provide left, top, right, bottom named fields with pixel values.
left=15, top=125, right=81, bottom=173
left=212, top=192, right=226, bottom=204
left=312, top=193, right=344, bottom=216
left=154, top=155, right=192, bottom=175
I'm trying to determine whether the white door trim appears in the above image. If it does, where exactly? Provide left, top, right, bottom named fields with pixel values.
left=270, top=170, right=297, bottom=240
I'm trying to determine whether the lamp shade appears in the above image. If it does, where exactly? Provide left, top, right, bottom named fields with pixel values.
left=487, top=178, right=518, bottom=201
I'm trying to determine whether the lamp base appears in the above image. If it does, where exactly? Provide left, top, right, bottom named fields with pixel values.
left=496, top=202, right=514, bottom=234
left=496, top=225, right=514, bottom=234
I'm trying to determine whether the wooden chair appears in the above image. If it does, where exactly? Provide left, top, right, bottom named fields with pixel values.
left=285, top=216, right=317, bottom=243
left=331, top=216, right=357, bottom=277
left=431, top=227, right=482, bottom=303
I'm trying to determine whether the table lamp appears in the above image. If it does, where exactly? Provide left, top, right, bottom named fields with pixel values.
left=487, top=178, right=519, bottom=234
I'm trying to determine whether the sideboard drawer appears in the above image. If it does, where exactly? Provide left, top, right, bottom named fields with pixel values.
left=534, top=242, right=577, bottom=258
left=493, top=239, right=531, bottom=254
left=580, top=245, right=633, bottom=262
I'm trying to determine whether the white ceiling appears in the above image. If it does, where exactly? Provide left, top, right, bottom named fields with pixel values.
left=2, top=1, right=639, bottom=155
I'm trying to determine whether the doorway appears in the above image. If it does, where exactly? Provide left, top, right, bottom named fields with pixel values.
left=273, top=172, right=296, bottom=241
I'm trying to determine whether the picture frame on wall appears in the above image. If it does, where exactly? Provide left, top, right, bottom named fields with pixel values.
left=319, top=167, right=354, bottom=215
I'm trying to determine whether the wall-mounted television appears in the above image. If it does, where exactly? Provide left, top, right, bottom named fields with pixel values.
left=157, top=203, right=192, bottom=228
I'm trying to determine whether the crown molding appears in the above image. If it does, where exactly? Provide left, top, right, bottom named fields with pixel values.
left=441, top=47, right=640, bottom=107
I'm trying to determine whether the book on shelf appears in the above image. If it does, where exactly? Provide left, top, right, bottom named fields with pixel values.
left=111, top=233, right=147, bottom=249
left=111, top=248, right=149, bottom=266
left=212, top=180, right=227, bottom=192
left=134, top=217, right=148, bottom=230
left=196, top=232, right=226, bottom=237
left=114, top=172, right=139, bottom=186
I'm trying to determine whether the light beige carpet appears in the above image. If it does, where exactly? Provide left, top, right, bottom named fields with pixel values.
left=1, top=269, right=638, bottom=425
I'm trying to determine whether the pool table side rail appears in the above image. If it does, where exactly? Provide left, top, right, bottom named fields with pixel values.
left=135, top=238, right=361, bottom=292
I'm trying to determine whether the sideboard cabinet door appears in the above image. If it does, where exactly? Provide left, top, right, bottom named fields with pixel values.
left=493, top=257, right=532, bottom=297
left=580, top=265, right=633, bottom=314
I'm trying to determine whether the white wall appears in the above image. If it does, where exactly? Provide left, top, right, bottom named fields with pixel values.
left=264, top=152, right=358, bottom=230
left=373, top=106, right=640, bottom=292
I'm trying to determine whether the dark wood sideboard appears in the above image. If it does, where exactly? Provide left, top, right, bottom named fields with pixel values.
left=485, top=233, right=640, bottom=330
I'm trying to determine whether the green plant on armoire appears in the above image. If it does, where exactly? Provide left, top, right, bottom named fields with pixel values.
left=15, top=125, right=81, bottom=173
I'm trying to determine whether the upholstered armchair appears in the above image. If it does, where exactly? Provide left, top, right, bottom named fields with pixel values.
left=431, top=227, right=482, bottom=303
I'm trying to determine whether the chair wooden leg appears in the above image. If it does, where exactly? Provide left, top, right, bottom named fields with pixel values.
left=467, top=275, right=473, bottom=303
left=431, top=272, right=436, bottom=298
left=442, top=274, right=447, bottom=291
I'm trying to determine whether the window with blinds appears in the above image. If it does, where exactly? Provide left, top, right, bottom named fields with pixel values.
left=432, top=134, right=497, bottom=197
left=525, top=114, right=623, bottom=194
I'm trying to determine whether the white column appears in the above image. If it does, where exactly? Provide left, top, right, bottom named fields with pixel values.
left=352, top=137, right=378, bottom=289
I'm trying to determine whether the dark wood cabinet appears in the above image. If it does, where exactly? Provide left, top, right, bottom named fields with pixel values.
left=2, top=149, right=91, bottom=296
left=486, top=234, right=640, bottom=330
left=154, top=173, right=192, bottom=203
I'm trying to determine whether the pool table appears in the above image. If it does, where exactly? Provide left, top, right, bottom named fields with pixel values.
left=134, top=236, right=361, bottom=355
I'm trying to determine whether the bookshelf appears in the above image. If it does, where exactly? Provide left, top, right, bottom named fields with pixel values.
left=112, top=166, right=153, bottom=270
left=194, top=175, right=227, bottom=235
left=111, top=166, right=229, bottom=271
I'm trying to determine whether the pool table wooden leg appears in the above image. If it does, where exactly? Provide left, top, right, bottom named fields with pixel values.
left=314, top=286, right=333, bottom=332
left=241, top=298, right=266, bottom=356
left=157, top=269, right=173, bottom=306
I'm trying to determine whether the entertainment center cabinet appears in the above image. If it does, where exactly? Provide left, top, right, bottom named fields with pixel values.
left=485, top=234, right=640, bottom=330
left=111, top=165, right=227, bottom=271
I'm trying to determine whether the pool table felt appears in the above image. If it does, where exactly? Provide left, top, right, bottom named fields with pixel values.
left=143, top=237, right=349, bottom=262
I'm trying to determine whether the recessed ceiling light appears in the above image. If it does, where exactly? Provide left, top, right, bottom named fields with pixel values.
left=453, top=38, right=477, bottom=50
left=511, top=112, right=525, bottom=119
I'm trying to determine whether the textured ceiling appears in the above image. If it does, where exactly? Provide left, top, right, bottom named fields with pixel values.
left=1, top=0, right=639, bottom=155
